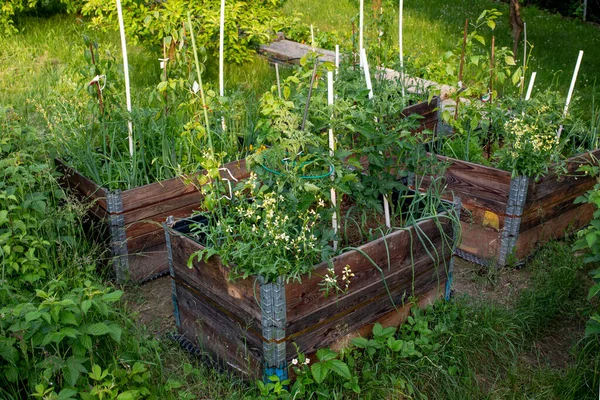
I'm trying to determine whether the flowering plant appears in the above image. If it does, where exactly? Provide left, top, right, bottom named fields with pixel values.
left=189, top=172, right=335, bottom=283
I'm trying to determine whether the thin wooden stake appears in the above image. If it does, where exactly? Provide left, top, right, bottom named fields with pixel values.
left=116, top=0, right=133, bottom=157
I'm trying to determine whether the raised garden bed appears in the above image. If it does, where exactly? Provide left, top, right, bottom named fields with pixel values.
left=421, top=149, right=600, bottom=267
left=163, top=200, right=457, bottom=380
left=56, top=158, right=250, bottom=283
left=55, top=98, right=438, bottom=283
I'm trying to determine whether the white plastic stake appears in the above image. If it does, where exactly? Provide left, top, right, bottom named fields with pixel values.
left=558, top=50, right=584, bottom=139
left=219, top=0, right=225, bottom=98
left=359, top=0, right=364, bottom=66
left=328, top=71, right=338, bottom=250
left=361, top=48, right=373, bottom=100
left=115, top=0, right=133, bottom=157
left=219, top=0, right=226, bottom=132
left=564, top=50, right=584, bottom=117
left=525, top=71, right=536, bottom=101
left=399, top=0, right=405, bottom=97
left=275, top=63, right=282, bottom=98
left=335, top=45, right=340, bottom=73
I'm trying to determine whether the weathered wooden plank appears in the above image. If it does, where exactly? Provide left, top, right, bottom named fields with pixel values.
left=328, top=284, right=442, bottom=353
left=526, top=148, right=600, bottom=204
left=520, top=179, right=595, bottom=232
left=285, top=250, right=450, bottom=336
left=127, top=243, right=168, bottom=282
left=434, top=155, right=513, bottom=208
left=170, top=233, right=262, bottom=326
left=514, top=203, right=595, bottom=260
left=285, top=216, right=452, bottom=321
left=287, top=266, right=445, bottom=358
left=457, top=220, right=502, bottom=261
left=177, top=284, right=262, bottom=378
left=120, top=158, right=249, bottom=214
left=124, top=202, right=203, bottom=241
left=259, top=39, right=335, bottom=64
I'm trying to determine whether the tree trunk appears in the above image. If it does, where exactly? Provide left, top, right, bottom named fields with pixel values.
left=509, top=0, right=524, bottom=57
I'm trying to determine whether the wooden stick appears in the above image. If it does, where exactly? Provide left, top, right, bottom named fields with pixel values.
left=89, top=43, right=104, bottom=115
left=162, top=38, right=168, bottom=115
left=116, top=0, right=134, bottom=157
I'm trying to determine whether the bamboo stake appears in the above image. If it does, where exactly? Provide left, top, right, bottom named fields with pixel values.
left=161, top=38, right=168, bottom=115
left=328, top=71, right=338, bottom=251
left=525, top=71, right=536, bottom=101
left=398, top=0, right=405, bottom=97
left=115, top=0, right=133, bottom=157
left=558, top=50, right=584, bottom=139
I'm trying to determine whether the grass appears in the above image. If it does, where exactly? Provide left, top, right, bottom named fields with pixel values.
left=282, top=0, right=600, bottom=106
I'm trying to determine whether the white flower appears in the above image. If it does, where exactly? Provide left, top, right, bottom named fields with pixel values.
left=304, top=358, right=310, bottom=365
left=192, top=81, right=200, bottom=94
left=292, top=358, right=298, bottom=365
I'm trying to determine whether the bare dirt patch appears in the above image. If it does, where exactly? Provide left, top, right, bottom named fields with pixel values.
left=124, top=276, right=175, bottom=337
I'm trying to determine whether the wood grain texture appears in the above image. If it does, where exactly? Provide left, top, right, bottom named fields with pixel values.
left=515, top=203, right=595, bottom=259
left=285, top=216, right=453, bottom=321
left=458, top=220, right=501, bottom=261
left=177, top=283, right=263, bottom=378
left=169, top=232, right=261, bottom=329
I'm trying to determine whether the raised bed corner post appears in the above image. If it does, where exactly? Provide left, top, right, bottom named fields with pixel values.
left=107, top=190, right=129, bottom=283
left=498, top=176, right=529, bottom=267
left=164, top=217, right=181, bottom=329
left=446, top=197, right=462, bottom=301
left=260, top=276, right=288, bottom=383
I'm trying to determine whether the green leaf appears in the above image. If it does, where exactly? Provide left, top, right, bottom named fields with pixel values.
left=473, top=35, right=485, bottom=45
left=101, top=290, right=123, bottom=303
left=86, top=322, right=110, bottom=336
left=588, top=283, right=600, bottom=300
left=351, top=337, right=369, bottom=348
left=316, top=348, right=337, bottom=362
left=117, top=391, right=138, bottom=400
left=586, top=232, right=597, bottom=248
left=486, top=20, right=496, bottom=30
left=310, top=362, right=329, bottom=384
left=25, top=311, right=41, bottom=322
left=505, top=56, right=516, bottom=66
left=81, top=300, right=92, bottom=315
left=327, top=359, right=351, bottom=380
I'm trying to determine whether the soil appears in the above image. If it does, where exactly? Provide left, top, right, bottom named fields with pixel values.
left=451, top=257, right=533, bottom=308
left=124, top=276, right=176, bottom=337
